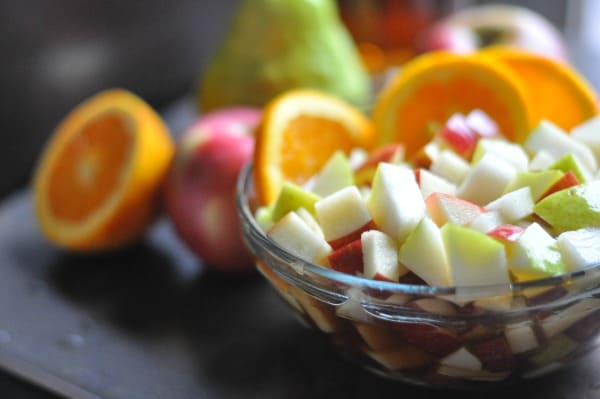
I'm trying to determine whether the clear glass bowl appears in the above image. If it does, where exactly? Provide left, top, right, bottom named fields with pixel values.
left=236, top=163, right=600, bottom=389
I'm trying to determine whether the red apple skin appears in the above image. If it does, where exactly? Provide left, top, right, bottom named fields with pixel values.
left=539, top=171, right=580, bottom=200
left=419, top=4, right=568, bottom=63
left=488, top=224, right=525, bottom=243
left=440, top=113, right=478, bottom=159
left=328, top=220, right=377, bottom=250
left=164, top=108, right=261, bottom=272
left=327, top=239, right=364, bottom=275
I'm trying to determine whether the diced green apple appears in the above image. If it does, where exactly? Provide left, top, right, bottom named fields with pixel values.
left=556, top=228, right=600, bottom=271
left=534, top=181, right=600, bottom=233
left=441, top=224, right=510, bottom=287
left=366, top=163, right=426, bottom=243
left=268, top=211, right=332, bottom=264
left=271, top=182, right=321, bottom=222
left=430, top=150, right=471, bottom=185
left=398, top=217, right=451, bottom=286
left=547, top=152, right=592, bottom=183
left=458, top=152, right=517, bottom=205
left=315, top=186, right=372, bottom=242
left=362, top=230, right=407, bottom=281
left=415, top=168, right=457, bottom=199
left=503, top=170, right=564, bottom=201
left=484, top=186, right=534, bottom=223
left=525, top=120, right=597, bottom=174
left=506, top=222, right=566, bottom=281
left=310, top=150, right=354, bottom=197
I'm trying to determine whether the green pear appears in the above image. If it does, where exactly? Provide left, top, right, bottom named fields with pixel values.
left=199, top=0, right=370, bottom=111
left=534, top=181, right=600, bottom=233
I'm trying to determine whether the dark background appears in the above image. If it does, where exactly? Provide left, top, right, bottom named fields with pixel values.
left=0, top=0, right=590, bottom=398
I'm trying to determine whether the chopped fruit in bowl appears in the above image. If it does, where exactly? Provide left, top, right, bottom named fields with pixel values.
left=237, top=51, right=600, bottom=388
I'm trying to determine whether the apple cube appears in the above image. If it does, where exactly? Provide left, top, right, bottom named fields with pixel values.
left=271, top=182, right=321, bottom=222
left=309, top=150, right=354, bottom=197
left=430, top=150, right=471, bottom=185
left=570, top=115, right=600, bottom=163
left=398, top=217, right=452, bottom=286
left=295, top=207, right=325, bottom=238
left=415, top=168, right=457, bottom=199
left=439, top=113, right=478, bottom=158
left=354, top=323, right=405, bottom=351
left=458, top=152, right=517, bottom=205
left=441, top=224, right=510, bottom=287
left=471, top=138, right=529, bottom=171
left=362, top=230, right=407, bottom=281
left=548, top=153, right=593, bottom=184
left=539, top=171, right=580, bottom=200
left=440, top=347, right=482, bottom=371
left=425, top=192, right=485, bottom=227
left=488, top=224, right=525, bottom=243
left=484, top=186, right=534, bottom=223
left=315, top=186, right=372, bottom=242
left=507, top=222, right=566, bottom=281
left=503, top=170, right=564, bottom=201
left=504, top=321, right=539, bottom=354
left=365, top=344, right=433, bottom=370
left=528, top=334, right=578, bottom=367
left=525, top=120, right=597, bottom=174
left=471, top=336, right=516, bottom=372
left=469, top=211, right=505, bottom=234
left=366, top=163, right=425, bottom=243
left=540, top=298, right=600, bottom=338
left=556, top=228, right=600, bottom=271
left=529, top=149, right=557, bottom=171
left=394, top=322, right=462, bottom=357
left=289, top=286, right=340, bottom=333
left=412, top=141, right=441, bottom=169
left=254, top=205, right=274, bottom=232
left=534, top=181, right=600, bottom=233
left=466, top=109, right=499, bottom=138
left=327, top=239, right=363, bottom=275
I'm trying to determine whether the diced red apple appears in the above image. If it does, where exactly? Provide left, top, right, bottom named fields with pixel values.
left=327, top=220, right=376, bottom=250
left=327, top=239, right=363, bottom=275
left=540, top=171, right=580, bottom=200
left=394, top=322, right=462, bottom=357
left=471, top=336, right=516, bottom=372
left=466, top=109, right=499, bottom=138
left=439, top=113, right=479, bottom=158
left=425, top=192, right=486, bottom=227
left=488, top=224, right=525, bottom=243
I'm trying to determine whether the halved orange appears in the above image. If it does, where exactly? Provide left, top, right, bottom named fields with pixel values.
left=373, top=51, right=532, bottom=156
left=33, top=89, right=175, bottom=252
left=253, top=89, right=375, bottom=205
left=478, top=47, right=599, bottom=131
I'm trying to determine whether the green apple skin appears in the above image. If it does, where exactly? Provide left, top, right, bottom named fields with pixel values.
left=272, top=182, right=321, bottom=222
left=199, top=0, right=370, bottom=111
left=504, top=170, right=564, bottom=201
left=547, top=153, right=591, bottom=183
left=534, top=181, right=600, bottom=233
left=311, top=151, right=354, bottom=197
left=441, top=223, right=510, bottom=287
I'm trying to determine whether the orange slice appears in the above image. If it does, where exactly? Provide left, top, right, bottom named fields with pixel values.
left=33, top=89, right=175, bottom=252
left=373, top=51, right=532, bottom=156
left=253, top=89, right=375, bottom=205
left=478, top=47, right=599, bottom=131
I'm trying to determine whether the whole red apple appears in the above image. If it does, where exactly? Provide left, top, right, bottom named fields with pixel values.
left=164, top=108, right=261, bottom=272
left=420, top=4, right=568, bottom=62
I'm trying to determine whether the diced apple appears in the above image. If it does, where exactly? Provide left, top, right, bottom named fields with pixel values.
left=347, top=147, right=368, bottom=170
left=548, top=153, right=592, bottom=184
left=354, top=143, right=405, bottom=186
left=525, top=120, right=597, bottom=174
left=507, top=222, right=566, bottom=282
left=469, top=211, right=505, bottom=233
left=289, top=286, right=341, bottom=333
left=327, top=220, right=376, bottom=250
left=484, top=186, right=534, bottom=223
left=327, top=239, right=363, bottom=275
left=439, top=113, right=478, bottom=158
left=570, top=115, right=600, bottom=163
left=268, top=211, right=332, bottom=264
left=504, top=321, right=539, bottom=354
left=471, top=336, right=516, bottom=372
left=466, top=109, right=499, bottom=138
left=458, top=152, right=517, bottom=205
left=271, top=182, right=321, bottom=222
left=539, top=171, right=580, bottom=200
left=425, top=192, right=485, bottom=227
left=315, top=186, right=372, bottom=242
left=504, top=170, right=564, bottom=201
left=398, top=217, right=451, bottom=287
left=430, top=150, right=471, bottom=185
left=362, top=230, right=407, bottom=282
left=254, top=205, right=274, bottom=232
left=540, top=298, right=600, bottom=338
left=295, top=207, right=324, bottom=238
left=309, top=151, right=354, bottom=197
left=366, top=163, right=426, bottom=243
left=336, top=288, right=372, bottom=324
left=415, top=168, right=457, bottom=199
left=441, top=224, right=510, bottom=287
left=471, top=138, right=529, bottom=171
left=394, top=322, right=462, bottom=357
left=365, top=344, right=433, bottom=370
left=411, top=141, right=441, bottom=169
left=488, top=224, right=525, bottom=243
left=529, top=149, right=557, bottom=171
left=528, top=334, right=578, bottom=368
left=354, top=323, right=405, bottom=351
left=556, top=228, right=600, bottom=271
left=440, top=347, right=482, bottom=371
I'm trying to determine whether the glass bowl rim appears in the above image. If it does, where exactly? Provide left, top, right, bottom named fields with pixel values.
left=236, top=162, right=600, bottom=298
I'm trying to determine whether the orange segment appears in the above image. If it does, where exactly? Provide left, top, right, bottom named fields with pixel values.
left=33, top=89, right=175, bottom=252
left=478, top=47, right=599, bottom=132
left=373, top=51, right=532, bottom=156
left=254, top=89, right=375, bottom=205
